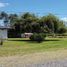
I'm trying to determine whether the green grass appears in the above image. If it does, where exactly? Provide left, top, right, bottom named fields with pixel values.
left=0, top=37, right=67, bottom=56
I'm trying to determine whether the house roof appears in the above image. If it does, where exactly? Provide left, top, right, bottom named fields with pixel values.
left=0, top=26, right=10, bottom=29
left=0, top=19, right=10, bottom=29
left=0, top=19, right=4, bottom=26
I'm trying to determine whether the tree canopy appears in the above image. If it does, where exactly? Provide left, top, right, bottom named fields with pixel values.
left=0, top=12, right=66, bottom=38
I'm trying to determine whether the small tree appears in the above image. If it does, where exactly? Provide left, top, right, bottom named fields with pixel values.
left=30, top=33, right=46, bottom=43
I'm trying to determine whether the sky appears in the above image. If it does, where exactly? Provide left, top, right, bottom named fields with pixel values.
left=0, top=0, right=67, bottom=21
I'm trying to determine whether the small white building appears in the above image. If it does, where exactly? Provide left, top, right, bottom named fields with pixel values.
left=0, top=19, right=10, bottom=39
left=21, top=33, right=33, bottom=38
left=0, top=27, right=9, bottom=39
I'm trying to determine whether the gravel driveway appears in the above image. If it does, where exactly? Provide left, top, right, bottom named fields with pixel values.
left=0, top=49, right=67, bottom=67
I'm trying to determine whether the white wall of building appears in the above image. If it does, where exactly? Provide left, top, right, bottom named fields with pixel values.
left=0, top=29, right=7, bottom=39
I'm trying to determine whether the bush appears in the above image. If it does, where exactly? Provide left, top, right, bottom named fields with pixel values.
left=58, top=28, right=67, bottom=34
left=30, top=33, right=46, bottom=43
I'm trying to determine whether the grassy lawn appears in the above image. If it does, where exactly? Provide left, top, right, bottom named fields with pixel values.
left=0, top=37, right=67, bottom=56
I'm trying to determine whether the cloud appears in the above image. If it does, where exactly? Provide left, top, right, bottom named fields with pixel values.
left=0, top=2, right=9, bottom=7
left=61, top=17, right=67, bottom=26
left=61, top=17, right=67, bottom=22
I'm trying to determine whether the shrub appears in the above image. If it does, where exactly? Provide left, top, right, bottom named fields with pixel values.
left=58, top=28, right=67, bottom=34
left=30, top=33, right=46, bottom=43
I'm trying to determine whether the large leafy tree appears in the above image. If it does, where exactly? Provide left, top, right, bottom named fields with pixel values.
left=0, top=12, right=9, bottom=26
left=31, top=22, right=41, bottom=33
left=9, top=14, right=18, bottom=26
left=0, top=12, right=8, bottom=19
left=40, top=14, right=65, bottom=33
left=20, top=12, right=39, bottom=33
left=21, top=12, right=38, bottom=23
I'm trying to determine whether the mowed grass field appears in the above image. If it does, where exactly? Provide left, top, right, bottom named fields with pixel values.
left=0, top=37, right=67, bottom=56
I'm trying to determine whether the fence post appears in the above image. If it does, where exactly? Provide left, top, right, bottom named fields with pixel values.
left=0, top=39, right=3, bottom=45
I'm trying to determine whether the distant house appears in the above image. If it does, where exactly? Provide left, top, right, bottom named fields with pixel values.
left=0, top=19, right=10, bottom=39
left=21, top=33, right=33, bottom=38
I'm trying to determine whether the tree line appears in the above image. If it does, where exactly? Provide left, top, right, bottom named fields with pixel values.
left=0, top=12, right=67, bottom=38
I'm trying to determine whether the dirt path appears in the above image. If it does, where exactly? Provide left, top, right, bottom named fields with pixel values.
left=0, top=49, right=67, bottom=67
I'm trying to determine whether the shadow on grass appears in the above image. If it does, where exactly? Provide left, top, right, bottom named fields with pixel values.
left=8, top=39, right=60, bottom=43
left=8, top=39, right=38, bottom=43
left=44, top=39, right=60, bottom=41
